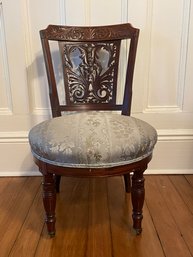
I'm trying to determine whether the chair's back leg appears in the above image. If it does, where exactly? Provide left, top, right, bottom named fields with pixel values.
left=124, top=174, right=131, bottom=193
left=55, top=175, right=61, bottom=193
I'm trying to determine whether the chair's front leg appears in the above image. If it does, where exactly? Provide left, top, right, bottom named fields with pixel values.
left=42, top=173, right=56, bottom=237
left=131, top=169, right=145, bottom=235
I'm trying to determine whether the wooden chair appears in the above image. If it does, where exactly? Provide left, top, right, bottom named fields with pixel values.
left=28, top=23, right=157, bottom=237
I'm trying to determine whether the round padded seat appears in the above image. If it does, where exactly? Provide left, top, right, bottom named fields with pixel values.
left=29, top=112, right=157, bottom=168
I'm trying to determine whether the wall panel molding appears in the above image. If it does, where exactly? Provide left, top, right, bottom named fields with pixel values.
left=84, top=0, right=91, bottom=25
left=0, top=3, right=12, bottom=114
left=32, top=107, right=51, bottom=116
left=144, top=105, right=181, bottom=113
left=1, top=128, right=193, bottom=143
left=157, top=128, right=193, bottom=141
left=0, top=131, right=28, bottom=143
left=22, top=0, right=39, bottom=114
left=59, top=0, right=66, bottom=24
left=121, top=0, right=128, bottom=23
left=145, top=0, right=191, bottom=112
left=177, top=0, right=191, bottom=110
left=0, top=0, right=193, bottom=176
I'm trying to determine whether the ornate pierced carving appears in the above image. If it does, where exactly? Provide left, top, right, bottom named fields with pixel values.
left=40, top=24, right=138, bottom=41
left=59, top=41, right=121, bottom=104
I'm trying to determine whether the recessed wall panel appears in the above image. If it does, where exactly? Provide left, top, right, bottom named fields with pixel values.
left=147, top=0, right=187, bottom=109
left=0, top=4, right=12, bottom=114
left=26, top=0, right=61, bottom=113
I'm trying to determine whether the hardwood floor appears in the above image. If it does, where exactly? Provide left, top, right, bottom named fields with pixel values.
left=0, top=175, right=193, bottom=257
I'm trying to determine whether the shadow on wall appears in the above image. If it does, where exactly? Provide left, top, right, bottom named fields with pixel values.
left=27, top=46, right=66, bottom=127
left=21, top=151, right=40, bottom=175
left=24, top=47, right=66, bottom=176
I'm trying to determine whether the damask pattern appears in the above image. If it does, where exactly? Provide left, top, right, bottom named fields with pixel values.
left=29, top=112, right=157, bottom=168
left=59, top=42, right=120, bottom=104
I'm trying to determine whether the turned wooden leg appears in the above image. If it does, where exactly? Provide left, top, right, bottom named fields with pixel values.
left=55, top=175, right=61, bottom=193
left=131, top=169, right=145, bottom=235
left=124, top=174, right=131, bottom=193
left=42, top=173, right=56, bottom=237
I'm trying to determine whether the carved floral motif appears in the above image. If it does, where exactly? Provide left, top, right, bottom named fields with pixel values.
left=60, top=42, right=120, bottom=104
left=41, top=24, right=137, bottom=41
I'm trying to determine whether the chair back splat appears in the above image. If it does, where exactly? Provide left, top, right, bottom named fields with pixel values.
left=29, top=23, right=157, bottom=238
left=40, top=24, right=139, bottom=116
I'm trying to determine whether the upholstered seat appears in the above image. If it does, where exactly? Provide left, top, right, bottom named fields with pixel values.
left=29, top=112, right=157, bottom=169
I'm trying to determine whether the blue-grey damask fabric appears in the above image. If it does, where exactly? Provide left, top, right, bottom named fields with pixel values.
left=29, top=112, right=157, bottom=168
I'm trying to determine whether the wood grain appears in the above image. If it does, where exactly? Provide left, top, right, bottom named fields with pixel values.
left=107, top=176, right=165, bottom=257
left=9, top=183, right=43, bottom=257
left=1, top=175, right=193, bottom=257
left=145, top=175, right=192, bottom=257
left=35, top=177, right=89, bottom=257
left=170, top=175, right=193, bottom=213
left=156, top=175, right=193, bottom=256
left=0, top=177, right=40, bottom=257
left=86, top=178, right=112, bottom=257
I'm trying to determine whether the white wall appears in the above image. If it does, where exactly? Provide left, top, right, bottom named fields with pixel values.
left=0, top=0, right=193, bottom=176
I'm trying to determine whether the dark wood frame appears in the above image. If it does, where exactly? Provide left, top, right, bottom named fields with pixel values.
left=33, top=23, right=153, bottom=237
left=40, top=23, right=139, bottom=116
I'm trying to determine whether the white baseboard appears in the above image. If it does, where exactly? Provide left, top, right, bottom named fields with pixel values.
left=0, top=169, right=192, bottom=177
left=0, top=171, right=41, bottom=177
left=0, top=129, right=193, bottom=176
left=145, top=169, right=193, bottom=175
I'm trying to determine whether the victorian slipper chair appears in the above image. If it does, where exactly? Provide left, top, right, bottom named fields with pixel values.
left=28, top=23, right=157, bottom=237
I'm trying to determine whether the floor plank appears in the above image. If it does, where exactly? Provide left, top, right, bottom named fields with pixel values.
left=0, top=177, right=12, bottom=195
left=145, top=176, right=192, bottom=257
left=0, top=175, right=192, bottom=257
left=9, top=182, right=44, bottom=257
left=184, top=175, right=193, bottom=187
left=107, top=176, right=165, bottom=257
left=86, top=178, right=112, bottom=257
left=155, top=175, right=193, bottom=256
left=0, top=177, right=40, bottom=257
left=170, top=175, right=193, bottom=214
left=35, top=177, right=89, bottom=257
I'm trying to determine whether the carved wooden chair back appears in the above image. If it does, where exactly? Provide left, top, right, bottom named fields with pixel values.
left=40, top=24, right=139, bottom=117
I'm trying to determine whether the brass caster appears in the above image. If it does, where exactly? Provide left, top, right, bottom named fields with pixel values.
left=49, top=232, right=55, bottom=238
